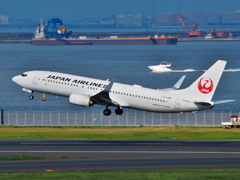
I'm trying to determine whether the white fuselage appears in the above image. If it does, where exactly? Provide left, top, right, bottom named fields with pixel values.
left=12, top=70, right=210, bottom=113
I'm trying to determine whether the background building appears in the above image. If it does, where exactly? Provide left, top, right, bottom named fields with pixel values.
left=115, top=14, right=143, bottom=27
left=222, top=11, right=240, bottom=25
left=154, top=11, right=240, bottom=26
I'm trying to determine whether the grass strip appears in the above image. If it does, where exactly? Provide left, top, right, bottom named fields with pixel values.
left=0, top=169, right=240, bottom=180
left=0, top=126, right=240, bottom=140
left=0, top=156, right=44, bottom=161
left=0, top=156, right=88, bottom=161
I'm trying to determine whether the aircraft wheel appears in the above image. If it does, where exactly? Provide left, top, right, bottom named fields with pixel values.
left=103, top=109, right=111, bottom=116
left=115, top=107, right=123, bottom=115
left=29, top=95, right=34, bottom=100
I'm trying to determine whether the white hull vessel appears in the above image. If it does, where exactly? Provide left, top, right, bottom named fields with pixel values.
left=148, top=62, right=172, bottom=72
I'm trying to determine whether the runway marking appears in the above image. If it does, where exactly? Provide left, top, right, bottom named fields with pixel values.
left=1, top=151, right=240, bottom=154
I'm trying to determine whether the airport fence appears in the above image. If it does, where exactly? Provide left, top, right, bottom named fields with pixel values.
left=0, top=110, right=238, bottom=126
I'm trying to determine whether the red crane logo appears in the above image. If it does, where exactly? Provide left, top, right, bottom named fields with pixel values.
left=198, top=77, right=214, bottom=94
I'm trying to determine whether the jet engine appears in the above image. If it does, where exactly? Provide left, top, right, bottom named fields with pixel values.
left=69, top=94, right=93, bottom=107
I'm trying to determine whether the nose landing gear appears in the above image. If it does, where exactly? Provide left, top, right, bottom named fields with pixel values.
left=29, top=95, right=34, bottom=100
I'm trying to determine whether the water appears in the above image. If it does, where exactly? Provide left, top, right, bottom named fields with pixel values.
left=0, top=41, right=240, bottom=113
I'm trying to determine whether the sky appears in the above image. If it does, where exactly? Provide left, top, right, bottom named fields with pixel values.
left=1, top=0, right=240, bottom=22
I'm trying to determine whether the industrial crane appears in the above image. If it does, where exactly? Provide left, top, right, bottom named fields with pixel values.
left=177, top=14, right=203, bottom=37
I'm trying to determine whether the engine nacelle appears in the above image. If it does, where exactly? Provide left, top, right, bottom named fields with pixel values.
left=69, top=94, right=93, bottom=107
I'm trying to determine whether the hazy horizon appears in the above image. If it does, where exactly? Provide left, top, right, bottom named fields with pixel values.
left=1, top=0, right=240, bottom=22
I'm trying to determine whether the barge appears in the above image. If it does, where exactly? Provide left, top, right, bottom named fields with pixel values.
left=31, top=18, right=177, bottom=45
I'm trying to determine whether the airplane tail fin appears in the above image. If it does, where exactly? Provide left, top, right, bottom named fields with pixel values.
left=180, top=60, right=226, bottom=101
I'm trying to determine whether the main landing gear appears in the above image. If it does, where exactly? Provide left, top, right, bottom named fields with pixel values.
left=115, top=107, right=123, bottom=115
left=103, top=107, right=123, bottom=116
left=103, top=108, right=111, bottom=116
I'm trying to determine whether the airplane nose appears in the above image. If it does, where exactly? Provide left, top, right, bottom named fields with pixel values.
left=12, top=75, right=19, bottom=84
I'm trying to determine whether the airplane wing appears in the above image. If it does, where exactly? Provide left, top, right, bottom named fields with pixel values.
left=90, top=80, right=120, bottom=107
left=83, top=76, right=187, bottom=107
left=160, top=75, right=186, bottom=91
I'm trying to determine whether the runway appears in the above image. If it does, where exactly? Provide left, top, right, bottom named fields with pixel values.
left=1, top=140, right=240, bottom=172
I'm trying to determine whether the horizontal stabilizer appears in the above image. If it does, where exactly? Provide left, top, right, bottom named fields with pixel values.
left=194, top=99, right=235, bottom=106
left=214, top=100, right=235, bottom=104
left=194, top=101, right=214, bottom=106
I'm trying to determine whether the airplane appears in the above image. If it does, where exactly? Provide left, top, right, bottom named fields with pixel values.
left=12, top=60, right=234, bottom=116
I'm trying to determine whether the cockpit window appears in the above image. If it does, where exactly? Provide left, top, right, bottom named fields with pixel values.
left=21, top=73, right=27, bottom=77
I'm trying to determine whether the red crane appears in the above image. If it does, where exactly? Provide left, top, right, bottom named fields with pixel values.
left=177, top=14, right=203, bottom=37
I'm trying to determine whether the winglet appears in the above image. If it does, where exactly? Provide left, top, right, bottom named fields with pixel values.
left=90, top=80, right=117, bottom=106
left=173, top=75, right=186, bottom=89
left=103, top=79, right=114, bottom=92
left=160, top=75, right=186, bottom=91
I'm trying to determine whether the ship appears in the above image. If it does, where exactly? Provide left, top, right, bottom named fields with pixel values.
left=31, top=18, right=178, bottom=45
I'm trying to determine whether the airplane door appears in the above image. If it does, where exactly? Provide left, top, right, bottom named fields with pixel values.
left=33, top=73, right=40, bottom=84
left=175, top=98, right=181, bottom=110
